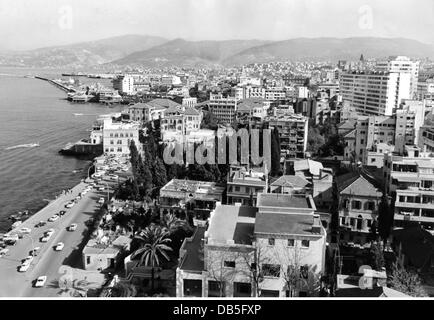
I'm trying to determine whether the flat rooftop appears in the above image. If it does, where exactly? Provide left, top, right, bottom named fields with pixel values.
left=257, top=193, right=312, bottom=209
left=207, top=205, right=257, bottom=246
left=160, top=179, right=225, bottom=200
left=254, top=212, right=322, bottom=236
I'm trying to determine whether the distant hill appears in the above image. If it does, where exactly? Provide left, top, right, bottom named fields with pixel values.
left=1, top=36, right=433, bottom=68
left=0, top=34, right=168, bottom=68
left=223, top=37, right=434, bottom=65
left=109, top=38, right=272, bottom=67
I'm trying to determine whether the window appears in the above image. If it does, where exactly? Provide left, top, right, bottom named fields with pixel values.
left=224, top=261, right=235, bottom=268
left=352, top=200, right=362, bottom=210
left=287, top=239, right=295, bottom=247
left=268, top=238, right=275, bottom=246
left=86, top=256, right=91, bottom=264
left=301, top=240, right=310, bottom=248
left=110, top=140, right=114, bottom=145
left=300, top=265, right=309, bottom=279
left=262, top=264, right=281, bottom=277
left=208, top=281, right=225, bottom=297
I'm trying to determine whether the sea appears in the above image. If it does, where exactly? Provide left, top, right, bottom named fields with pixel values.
left=0, top=67, right=125, bottom=232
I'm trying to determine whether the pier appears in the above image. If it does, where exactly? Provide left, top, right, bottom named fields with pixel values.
left=35, top=76, right=77, bottom=93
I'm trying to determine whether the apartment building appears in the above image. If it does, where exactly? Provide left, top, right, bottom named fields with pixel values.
left=236, top=98, right=270, bottom=123
left=102, top=118, right=141, bottom=156
left=266, top=113, right=309, bottom=159
left=159, top=179, right=225, bottom=223
left=226, top=167, right=267, bottom=206
left=209, top=93, right=238, bottom=124
left=336, top=173, right=383, bottom=245
left=375, top=56, right=420, bottom=98
left=419, top=125, right=434, bottom=153
left=161, top=105, right=202, bottom=135
left=339, top=71, right=411, bottom=116
left=384, top=146, right=434, bottom=230
left=265, top=87, right=287, bottom=101
left=113, top=75, right=134, bottom=95
left=176, top=193, right=326, bottom=298
left=417, top=79, right=434, bottom=101
left=126, top=98, right=181, bottom=122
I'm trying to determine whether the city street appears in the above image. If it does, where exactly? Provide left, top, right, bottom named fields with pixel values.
left=0, top=174, right=124, bottom=297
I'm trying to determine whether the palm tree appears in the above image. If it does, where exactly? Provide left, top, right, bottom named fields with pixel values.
left=132, top=224, right=172, bottom=293
left=161, top=212, right=192, bottom=234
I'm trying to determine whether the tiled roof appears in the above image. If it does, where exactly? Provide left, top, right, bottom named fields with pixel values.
left=336, top=172, right=382, bottom=198
left=271, top=175, right=311, bottom=188
left=184, top=107, right=200, bottom=116
left=293, top=159, right=324, bottom=176
left=147, top=98, right=180, bottom=109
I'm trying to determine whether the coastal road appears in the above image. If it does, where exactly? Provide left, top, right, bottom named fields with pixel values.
left=0, top=175, right=125, bottom=297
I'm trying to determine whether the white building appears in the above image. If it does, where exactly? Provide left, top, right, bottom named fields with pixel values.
left=113, top=75, right=134, bottom=95
left=376, top=56, right=420, bottom=99
left=102, top=118, right=141, bottom=156
left=340, top=71, right=411, bottom=116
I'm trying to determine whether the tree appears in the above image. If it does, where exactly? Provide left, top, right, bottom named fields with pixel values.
left=277, top=244, right=321, bottom=297
left=204, top=246, right=238, bottom=297
left=369, top=241, right=385, bottom=271
left=378, top=194, right=394, bottom=241
left=100, top=282, right=137, bottom=297
left=238, top=245, right=270, bottom=297
left=132, top=224, right=173, bottom=293
left=270, top=128, right=282, bottom=177
left=160, top=212, right=192, bottom=235
left=389, top=263, right=428, bottom=297
left=307, top=127, right=325, bottom=156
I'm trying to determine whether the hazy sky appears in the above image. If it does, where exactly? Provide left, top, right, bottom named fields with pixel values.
left=1, top=0, right=433, bottom=50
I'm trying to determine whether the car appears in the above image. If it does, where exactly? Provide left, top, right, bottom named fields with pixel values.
left=0, top=248, right=9, bottom=257
left=48, top=215, right=59, bottom=222
left=40, top=236, right=50, bottom=243
left=19, top=227, right=32, bottom=234
left=22, top=255, right=34, bottom=264
left=59, top=210, right=66, bottom=216
left=54, top=242, right=64, bottom=251
left=97, top=186, right=105, bottom=191
left=35, top=221, right=46, bottom=228
left=34, top=276, right=47, bottom=288
left=109, top=175, right=118, bottom=181
left=98, top=197, right=105, bottom=204
left=29, top=247, right=40, bottom=256
left=18, top=263, right=31, bottom=272
left=68, top=224, right=78, bottom=232
left=65, top=201, right=75, bottom=209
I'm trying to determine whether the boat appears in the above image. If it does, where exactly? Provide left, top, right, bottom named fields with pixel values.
left=5, top=143, right=40, bottom=150
left=73, top=113, right=84, bottom=116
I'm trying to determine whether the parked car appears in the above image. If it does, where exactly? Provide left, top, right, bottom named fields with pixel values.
left=65, top=201, right=75, bottom=209
left=54, top=242, right=64, bottom=251
left=22, top=255, right=34, bottom=264
left=19, top=227, right=31, bottom=234
left=58, top=210, right=66, bottom=217
left=29, top=247, right=40, bottom=256
left=98, top=197, right=105, bottom=204
left=48, top=215, right=59, bottom=222
left=35, top=276, right=47, bottom=288
left=68, top=224, right=78, bottom=232
left=18, top=263, right=31, bottom=272
left=35, top=221, right=46, bottom=228
left=0, top=248, right=9, bottom=257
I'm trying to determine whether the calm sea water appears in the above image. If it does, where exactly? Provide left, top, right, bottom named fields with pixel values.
left=0, top=68, right=124, bottom=231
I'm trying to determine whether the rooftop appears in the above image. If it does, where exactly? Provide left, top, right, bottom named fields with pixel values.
left=254, top=211, right=322, bottom=236
left=207, top=205, right=257, bottom=246
left=160, top=179, right=225, bottom=201
left=271, top=175, right=311, bottom=188
left=336, top=173, right=383, bottom=198
left=257, top=193, right=313, bottom=209
left=179, top=227, right=206, bottom=272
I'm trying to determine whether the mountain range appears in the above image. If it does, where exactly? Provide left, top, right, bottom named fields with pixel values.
left=1, top=35, right=434, bottom=68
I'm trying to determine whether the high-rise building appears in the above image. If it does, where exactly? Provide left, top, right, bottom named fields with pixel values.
left=376, top=56, right=420, bottom=99
left=112, top=75, right=134, bottom=95
left=339, top=71, right=411, bottom=116
left=209, top=93, right=238, bottom=124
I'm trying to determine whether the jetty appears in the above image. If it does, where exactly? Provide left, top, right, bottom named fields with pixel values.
left=35, top=76, right=77, bottom=93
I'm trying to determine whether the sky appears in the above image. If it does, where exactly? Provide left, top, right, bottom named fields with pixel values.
left=0, top=0, right=433, bottom=50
